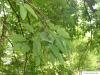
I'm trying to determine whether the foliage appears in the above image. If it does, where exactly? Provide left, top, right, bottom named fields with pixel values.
left=0, top=0, right=100, bottom=75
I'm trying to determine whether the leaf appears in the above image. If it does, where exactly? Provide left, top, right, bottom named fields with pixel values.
left=49, top=52, right=56, bottom=64
left=32, top=38, right=41, bottom=66
left=14, top=43, right=22, bottom=50
left=11, top=33, right=26, bottom=42
left=58, top=54, right=64, bottom=64
left=55, top=38, right=68, bottom=54
left=57, top=28, right=70, bottom=39
left=21, top=43, right=30, bottom=53
left=49, top=45, right=64, bottom=64
left=33, top=39, right=41, bottom=56
left=35, top=56, right=40, bottom=66
left=24, top=3, right=38, bottom=19
left=40, top=32, right=51, bottom=43
left=14, top=43, right=30, bottom=54
left=23, top=24, right=34, bottom=32
left=62, top=39, right=69, bottom=51
left=55, top=38, right=64, bottom=52
left=49, top=45, right=59, bottom=58
left=20, top=4, right=27, bottom=20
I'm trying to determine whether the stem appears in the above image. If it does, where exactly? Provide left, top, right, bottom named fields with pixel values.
left=7, top=0, right=24, bottom=35
left=23, top=53, right=28, bottom=75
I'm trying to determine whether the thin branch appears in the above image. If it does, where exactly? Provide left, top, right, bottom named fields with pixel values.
left=7, top=0, right=19, bottom=18
left=23, top=52, right=28, bottom=75
left=26, top=1, right=49, bottom=28
left=27, top=14, right=31, bottom=25
left=7, top=0, right=24, bottom=35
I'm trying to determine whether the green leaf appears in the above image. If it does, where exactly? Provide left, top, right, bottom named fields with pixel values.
left=55, top=38, right=68, bottom=54
left=24, top=3, right=38, bottom=19
left=49, top=45, right=59, bottom=58
left=21, top=43, right=30, bottom=53
left=14, top=43, right=30, bottom=53
left=40, top=32, right=52, bottom=43
left=23, top=23, right=34, bottom=32
left=62, top=39, right=69, bottom=51
left=14, top=43, right=22, bottom=50
left=35, top=56, right=40, bottom=66
left=57, top=28, right=70, bottom=39
left=20, top=4, right=27, bottom=20
left=13, top=43, right=30, bottom=54
left=33, top=39, right=41, bottom=56
left=58, top=54, right=64, bottom=64
left=11, top=33, right=26, bottom=42
left=49, top=52, right=56, bottom=64
left=49, top=45, right=64, bottom=64
left=55, top=38, right=64, bottom=52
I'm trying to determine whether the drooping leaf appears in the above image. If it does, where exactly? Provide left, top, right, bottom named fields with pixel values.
left=23, top=23, right=34, bottom=32
left=49, top=52, right=56, bottom=64
left=11, top=33, right=26, bottom=42
left=55, top=38, right=64, bottom=52
left=49, top=45, right=59, bottom=58
left=14, top=43, right=30, bottom=54
left=24, top=3, right=38, bottom=19
left=58, top=54, right=64, bottom=64
left=49, top=45, right=64, bottom=64
left=40, top=32, right=51, bottom=42
left=21, top=43, right=30, bottom=53
left=20, top=4, right=27, bottom=20
left=35, top=56, right=40, bottom=66
left=33, top=38, right=41, bottom=56
left=14, top=43, right=22, bottom=51
left=57, top=28, right=70, bottom=39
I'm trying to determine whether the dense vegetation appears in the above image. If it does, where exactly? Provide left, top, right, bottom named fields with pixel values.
left=0, top=0, right=100, bottom=75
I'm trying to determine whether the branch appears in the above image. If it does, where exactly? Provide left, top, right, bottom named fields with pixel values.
left=7, top=0, right=24, bottom=35
left=26, top=1, right=49, bottom=28
left=23, top=52, right=28, bottom=75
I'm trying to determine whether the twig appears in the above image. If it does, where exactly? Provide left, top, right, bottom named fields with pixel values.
left=7, top=0, right=24, bottom=35
left=23, top=52, right=28, bottom=75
